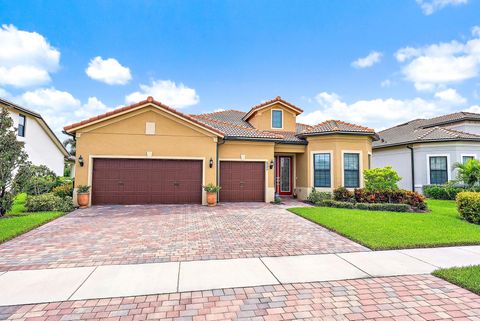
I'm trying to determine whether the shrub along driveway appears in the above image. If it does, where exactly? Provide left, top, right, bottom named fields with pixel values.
left=0, top=201, right=367, bottom=271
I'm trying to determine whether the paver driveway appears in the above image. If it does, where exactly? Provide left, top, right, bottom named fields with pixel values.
left=0, top=201, right=367, bottom=271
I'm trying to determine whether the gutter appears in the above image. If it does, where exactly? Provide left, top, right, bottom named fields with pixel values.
left=406, top=145, right=415, bottom=192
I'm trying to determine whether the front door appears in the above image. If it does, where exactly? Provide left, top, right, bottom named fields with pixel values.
left=275, top=156, right=292, bottom=195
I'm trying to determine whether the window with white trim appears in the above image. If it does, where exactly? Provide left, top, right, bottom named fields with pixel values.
left=463, top=155, right=475, bottom=164
left=344, top=153, right=360, bottom=188
left=313, top=153, right=331, bottom=187
left=272, top=110, right=282, bottom=128
left=429, top=156, right=448, bottom=185
left=18, top=114, right=26, bottom=137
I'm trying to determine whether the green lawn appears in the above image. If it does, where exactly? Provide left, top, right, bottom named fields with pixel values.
left=433, top=265, right=480, bottom=295
left=289, top=200, right=480, bottom=250
left=0, top=193, right=64, bottom=244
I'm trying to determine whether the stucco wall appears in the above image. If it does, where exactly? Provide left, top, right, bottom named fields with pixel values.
left=7, top=108, right=65, bottom=175
left=218, top=140, right=275, bottom=202
left=445, top=121, right=480, bottom=135
left=373, top=142, right=480, bottom=193
left=296, top=135, right=372, bottom=199
left=74, top=106, right=218, bottom=205
left=372, top=147, right=412, bottom=190
left=247, top=103, right=297, bottom=132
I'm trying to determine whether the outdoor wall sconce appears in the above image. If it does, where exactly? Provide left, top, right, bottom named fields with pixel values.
left=78, top=155, right=84, bottom=167
left=209, top=158, right=213, bottom=168
left=269, top=159, right=274, bottom=169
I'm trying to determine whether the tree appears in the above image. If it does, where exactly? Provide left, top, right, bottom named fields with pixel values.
left=363, top=166, right=402, bottom=192
left=0, top=107, right=28, bottom=216
left=453, top=159, right=480, bottom=189
left=63, top=138, right=76, bottom=156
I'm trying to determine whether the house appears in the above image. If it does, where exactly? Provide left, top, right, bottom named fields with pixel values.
left=63, top=96, right=377, bottom=206
left=372, top=111, right=480, bottom=193
left=1, top=98, right=69, bottom=176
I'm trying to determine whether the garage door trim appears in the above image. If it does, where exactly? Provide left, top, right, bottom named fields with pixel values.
left=218, top=159, right=268, bottom=202
left=87, top=155, right=206, bottom=206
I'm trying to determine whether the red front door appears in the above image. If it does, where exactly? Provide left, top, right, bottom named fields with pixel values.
left=275, top=156, right=292, bottom=195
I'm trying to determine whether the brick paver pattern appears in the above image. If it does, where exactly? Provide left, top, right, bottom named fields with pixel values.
left=1, top=275, right=479, bottom=321
left=0, top=201, right=367, bottom=271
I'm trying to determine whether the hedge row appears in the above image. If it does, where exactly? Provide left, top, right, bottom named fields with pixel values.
left=423, top=185, right=480, bottom=200
left=317, top=199, right=411, bottom=212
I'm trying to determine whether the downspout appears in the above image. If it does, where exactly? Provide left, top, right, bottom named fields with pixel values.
left=407, top=145, right=415, bottom=192
left=216, top=139, right=225, bottom=203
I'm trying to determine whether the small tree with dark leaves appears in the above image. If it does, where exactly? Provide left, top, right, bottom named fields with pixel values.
left=0, top=107, right=28, bottom=216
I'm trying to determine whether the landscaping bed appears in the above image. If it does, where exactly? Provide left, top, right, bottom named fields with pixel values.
left=433, top=265, right=480, bottom=295
left=289, top=200, right=480, bottom=250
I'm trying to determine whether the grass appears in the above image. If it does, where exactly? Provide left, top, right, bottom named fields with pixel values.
left=433, top=265, right=480, bottom=295
left=0, top=193, right=64, bottom=244
left=289, top=199, right=480, bottom=250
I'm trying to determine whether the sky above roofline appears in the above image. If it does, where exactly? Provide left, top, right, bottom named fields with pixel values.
left=0, top=0, right=480, bottom=139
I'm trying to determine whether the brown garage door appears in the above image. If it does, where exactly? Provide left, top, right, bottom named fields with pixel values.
left=219, top=161, right=265, bottom=202
left=92, top=158, right=202, bottom=205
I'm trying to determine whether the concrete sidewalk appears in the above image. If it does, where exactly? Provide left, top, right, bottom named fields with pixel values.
left=1, top=245, right=480, bottom=306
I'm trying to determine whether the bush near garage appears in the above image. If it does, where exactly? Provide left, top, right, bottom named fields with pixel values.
left=52, top=184, right=73, bottom=198
left=318, top=199, right=411, bottom=212
left=25, top=193, right=74, bottom=212
left=456, top=192, right=480, bottom=224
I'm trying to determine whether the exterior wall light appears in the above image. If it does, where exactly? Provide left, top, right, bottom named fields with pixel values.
left=78, top=155, right=84, bottom=167
left=270, top=159, right=274, bottom=169
left=209, top=158, right=213, bottom=168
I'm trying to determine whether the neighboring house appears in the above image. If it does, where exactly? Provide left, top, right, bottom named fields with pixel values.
left=373, top=112, right=480, bottom=193
left=1, top=98, right=69, bottom=176
left=64, top=96, right=377, bottom=206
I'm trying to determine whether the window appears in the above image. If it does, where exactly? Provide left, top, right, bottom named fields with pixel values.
left=344, top=153, right=360, bottom=188
left=368, top=154, right=372, bottom=169
left=429, top=156, right=448, bottom=185
left=18, top=114, right=26, bottom=137
left=272, top=110, right=282, bottom=128
left=463, top=155, right=475, bottom=164
left=314, top=153, right=331, bottom=187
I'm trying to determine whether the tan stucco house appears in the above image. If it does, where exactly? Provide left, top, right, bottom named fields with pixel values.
left=64, top=96, right=377, bottom=206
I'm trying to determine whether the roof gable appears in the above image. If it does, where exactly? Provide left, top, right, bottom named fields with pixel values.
left=242, top=96, right=303, bottom=121
left=63, top=97, right=224, bottom=137
left=299, top=120, right=376, bottom=137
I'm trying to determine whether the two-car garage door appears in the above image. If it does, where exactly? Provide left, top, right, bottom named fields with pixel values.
left=91, top=158, right=265, bottom=205
left=92, top=158, right=202, bottom=205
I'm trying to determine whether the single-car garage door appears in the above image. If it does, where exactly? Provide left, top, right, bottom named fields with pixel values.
left=219, top=161, right=265, bottom=202
left=92, top=158, right=202, bottom=205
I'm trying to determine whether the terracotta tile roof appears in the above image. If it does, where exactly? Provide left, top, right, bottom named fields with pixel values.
left=374, top=111, right=480, bottom=148
left=63, top=96, right=224, bottom=136
left=300, top=120, right=376, bottom=136
left=242, top=96, right=303, bottom=120
left=195, top=110, right=250, bottom=127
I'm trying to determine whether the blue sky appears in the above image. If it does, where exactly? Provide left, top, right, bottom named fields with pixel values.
left=1, top=0, right=480, bottom=137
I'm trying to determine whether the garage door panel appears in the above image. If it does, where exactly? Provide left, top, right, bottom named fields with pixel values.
left=92, top=158, right=202, bottom=205
left=220, top=161, right=265, bottom=202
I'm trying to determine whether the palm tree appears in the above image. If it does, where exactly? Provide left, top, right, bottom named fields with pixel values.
left=63, top=138, right=76, bottom=156
left=453, top=159, right=480, bottom=189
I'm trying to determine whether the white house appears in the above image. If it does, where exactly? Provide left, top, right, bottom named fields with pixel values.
left=1, top=97, right=69, bottom=176
left=372, top=112, right=480, bottom=193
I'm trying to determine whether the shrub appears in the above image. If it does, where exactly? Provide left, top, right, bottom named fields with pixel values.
left=353, top=188, right=427, bottom=210
left=77, top=185, right=91, bottom=193
left=364, top=166, right=401, bottom=192
left=333, top=187, right=354, bottom=202
left=203, top=183, right=221, bottom=193
left=14, top=164, right=57, bottom=195
left=25, top=193, right=74, bottom=212
left=52, top=184, right=73, bottom=198
left=423, top=184, right=480, bottom=200
left=318, top=199, right=355, bottom=209
left=318, top=199, right=411, bottom=212
left=456, top=192, right=480, bottom=224
left=307, top=188, right=332, bottom=204
left=453, top=159, right=480, bottom=189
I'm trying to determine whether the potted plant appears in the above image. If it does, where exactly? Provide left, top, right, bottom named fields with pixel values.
left=76, top=185, right=91, bottom=208
left=203, top=183, right=221, bottom=206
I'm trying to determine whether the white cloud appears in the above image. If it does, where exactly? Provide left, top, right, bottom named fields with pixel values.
left=472, top=26, right=480, bottom=38
left=380, top=79, right=392, bottom=88
left=351, top=51, right=382, bottom=69
left=0, top=24, right=60, bottom=87
left=125, top=80, right=199, bottom=108
left=434, top=88, right=467, bottom=104
left=466, top=105, right=480, bottom=113
left=85, top=56, right=131, bottom=85
left=17, top=87, right=108, bottom=136
left=416, top=0, right=468, bottom=15
left=395, top=31, right=480, bottom=91
left=297, top=91, right=464, bottom=131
